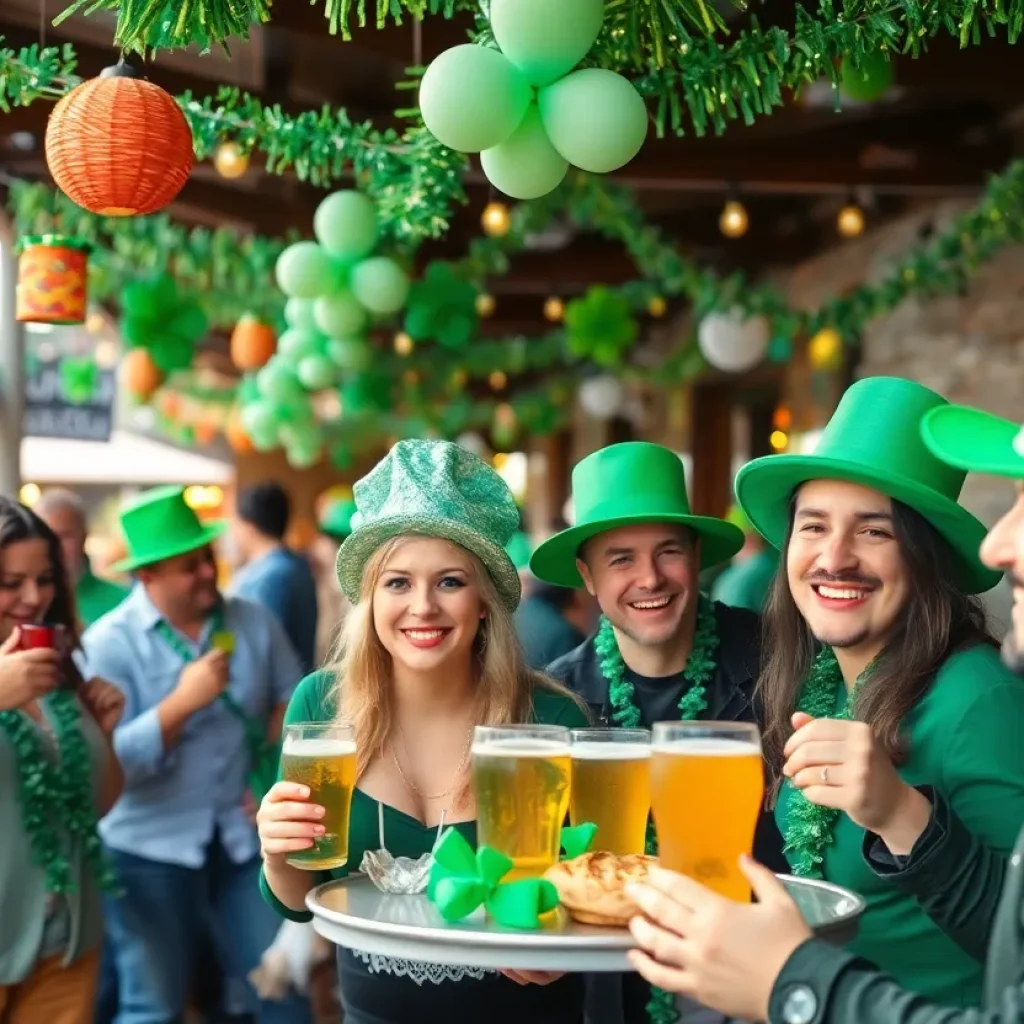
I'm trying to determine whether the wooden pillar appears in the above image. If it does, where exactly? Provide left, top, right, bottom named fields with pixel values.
left=690, top=382, right=733, bottom=518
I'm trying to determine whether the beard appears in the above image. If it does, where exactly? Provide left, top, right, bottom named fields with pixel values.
left=812, top=626, right=871, bottom=650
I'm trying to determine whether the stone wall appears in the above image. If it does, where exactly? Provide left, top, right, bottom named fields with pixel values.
left=778, top=200, right=1023, bottom=633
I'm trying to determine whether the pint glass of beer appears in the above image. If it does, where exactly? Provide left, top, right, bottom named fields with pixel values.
left=280, top=722, right=357, bottom=871
left=650, top=721, right=763, bottom=901
left=472, top=724, right=571, bottom=879
left=570, top=728, right=651, bottom=855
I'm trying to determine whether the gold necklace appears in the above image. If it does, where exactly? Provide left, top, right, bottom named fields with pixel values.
left=389, top=724, right=474, bottom=801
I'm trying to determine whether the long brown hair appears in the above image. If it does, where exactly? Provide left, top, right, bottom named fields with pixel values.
left=758, top=494, right=994, bottom=789
left=328, top=534, right=585, bottom=802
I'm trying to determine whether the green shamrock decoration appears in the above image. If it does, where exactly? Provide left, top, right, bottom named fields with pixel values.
left=120, top=273, right=208, bottom=375
left=564, top=286, right=638, bottom=366
left=404, top=262, right=479, bottom=350
left=58, top=357, right=98, bottom=405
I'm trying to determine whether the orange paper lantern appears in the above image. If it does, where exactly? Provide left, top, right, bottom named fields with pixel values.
left=45, top=64, right=194, bottom=217
left=230, top=315, right=277, bottom=371
left=16, top=236, right=89, bottom=325
left=121, top=348, right=164, bottom=400
left=226, top=413, right=255, bottom=455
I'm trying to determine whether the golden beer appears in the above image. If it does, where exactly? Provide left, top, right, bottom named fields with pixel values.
left=650, top=722, right=763, bottom=902
left=472, top=725, right=571, bottom=880
left=570, top=729, right=651, bottom=855
left=281, top=723, right=358, bottom=871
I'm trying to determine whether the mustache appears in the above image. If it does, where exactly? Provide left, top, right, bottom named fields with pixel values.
left=805, top=570, right=881, bottom=587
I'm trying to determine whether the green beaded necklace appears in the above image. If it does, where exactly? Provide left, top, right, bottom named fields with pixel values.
left=781, top=646, right=861, bottom=879
left=597, top=594, right=720, bottom=1024
left=0, top=690, right=118, bottom=893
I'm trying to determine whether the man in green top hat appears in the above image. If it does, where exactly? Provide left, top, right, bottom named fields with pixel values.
left=81, top=485, right=311, bottom=1024
left=532, top=441, right=788, bottom=1024
left=618, top=400, right=1024, bottom=1024
left=35, top=488, right=129, bottom=628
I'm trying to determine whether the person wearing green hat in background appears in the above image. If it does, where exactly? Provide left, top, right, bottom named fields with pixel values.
left=710, top=502, right=780, bottom=613
left=507, top=529, right=588, bottom=670
left=619, top=398, right=1024, bottom=1024
left=532, top=441, right=789, bottom=1024
left=34, top=489, right=129, bottom=629
left=311, top=498, right=358, bottom=664
left=80, top=486, right=311, bottom=1024
left=257, top=439, right=590, bottom=1024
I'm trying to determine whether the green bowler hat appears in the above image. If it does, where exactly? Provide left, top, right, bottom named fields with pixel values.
left=735, top=376, right=999, bottom=594
left=112, top=485, right=226, bottom=573
left=922, top=404, right=1024, bottom=479
left=530, top=442, right=745, bottom=589
left=336, top=439, right=522, bottom=611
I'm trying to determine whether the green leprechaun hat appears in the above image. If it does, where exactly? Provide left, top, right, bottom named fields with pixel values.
left=921, top=404, right=1024, bottom=479
left=530, top=442, right=744, bottom=588
left=113, top=485, right=226, bottom=573
left=735, top=376, right=1000, bottom=594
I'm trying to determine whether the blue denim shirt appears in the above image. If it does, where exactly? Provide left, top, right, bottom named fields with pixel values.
left=82, top=587, right=302, bottom=868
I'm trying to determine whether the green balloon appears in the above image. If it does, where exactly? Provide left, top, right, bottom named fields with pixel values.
left=327, top=337, right=372, bottom=372
left=256, top=356, right=305, bottom=403
left=539, top=68, right=648, bottom=173
left=490, top=0, right=604, bottom=86
left=276, top=242, right=334, bottom=299
left=419, top=44, right=531, bottom=153
left=240, top=401, right=279, bottom=451
left=314, top=291, right=368, bottom=338
left=278, top=328, right=325, bottom=363
left=350, top=257, right=410, bottom=316
left=297, top=354, right=337, bottom=390
left=840, top=52, right=894, bottom=102
left=481, top=104, right=568, bottom=200
left=313, top=191, right=380, bottom=262
left=284, top=298, right=318, bottom=330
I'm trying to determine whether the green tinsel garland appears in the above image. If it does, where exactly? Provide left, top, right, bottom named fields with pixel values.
left=0, top=691, right=118, bottom=894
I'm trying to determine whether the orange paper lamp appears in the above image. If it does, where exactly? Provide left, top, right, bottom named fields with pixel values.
left=121, top=348, right=164, bottom=400
left=16, top=236, right=89, bottom=325
left=45, top=64, right=194, bottom=217
left=226, top=414, right=255, bottom=455
left=230, top=315, right=277, bottom=371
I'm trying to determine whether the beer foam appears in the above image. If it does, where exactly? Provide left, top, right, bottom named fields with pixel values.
left=471, top=738, right=570, bottom=757
left=571, top=742, right=651, bottom=760
left=282, top=736, right=357, bottom=757
left=652, top=737, right=761, bottom=757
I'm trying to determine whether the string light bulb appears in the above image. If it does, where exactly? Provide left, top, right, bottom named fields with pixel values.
left=481, top=201, right=511, bottom=237
left=543, top=297, right=564, bottom=322
left=214, top=141, right=249, bottom=180
left=648, top=296, right=667, bottom=317
left=489, top=370, right=508, bottom=391
left=719, top=199, right=749, bottom=239
left=393, top=331, right=414, bottom=356
left=475, top=293, right=496, bottom=317
left=837, top=202, right=865, bottom=238
left=769, top=430, right=789, bottom=451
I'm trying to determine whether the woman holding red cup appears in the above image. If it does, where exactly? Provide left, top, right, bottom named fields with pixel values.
left=0, top=497, right=124, bottom=1024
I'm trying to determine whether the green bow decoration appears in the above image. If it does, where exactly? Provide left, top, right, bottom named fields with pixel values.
left=58, top=357, right=98, bottom=405
left=564, top=285, right=638, bottom=366
left=427, top=823, right=598, bottom=929
left=404, top=262, right=479, bottom=350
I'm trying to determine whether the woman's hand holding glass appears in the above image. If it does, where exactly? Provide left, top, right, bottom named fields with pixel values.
left=0, top=627, right=62, bottom=712
left=256, top=782, right=327, bottom=866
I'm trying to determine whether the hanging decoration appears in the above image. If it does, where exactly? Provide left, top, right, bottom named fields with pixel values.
left=404, top=262, right=480, bottom=350
left=420, top=0, right=647, bottom=200
left=839, top=51, right=895, bottom=103
left=214, top=141, right=250, bottom=179
left=15, top=236, right=89, bottom=325
left=579, top=375, right=626, bottom=420
left=697, top=310, right=771, bottom=372
left=45, top=64, right=194, bottom=217
left=230, top=315, right=277, bottom=371
left=121, top=347, right=164, bottom=400
left=58, top=357, right=98, bottom=405
left=120, top=273, right=208, bottom=378
left=564, top=287, right=638, bottom=366
left=808, top=328, right=844, bottom=371
left=481, top=201, right=512, bottom=238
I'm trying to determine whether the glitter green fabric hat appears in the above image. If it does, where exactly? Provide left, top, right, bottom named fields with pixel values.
left=335, top=439, right=522, bottom=610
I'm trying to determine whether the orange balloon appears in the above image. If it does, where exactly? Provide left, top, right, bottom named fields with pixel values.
left=230, top=315, right=277, bottom=371
left=225, top=413, right=254, bottom=455
left=121, top=348, right=164, bottom=400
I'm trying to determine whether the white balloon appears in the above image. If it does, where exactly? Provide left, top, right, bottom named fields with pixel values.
left=579, top=375, right=626, bottom=419
left=697, top=310, right=771, bottom=373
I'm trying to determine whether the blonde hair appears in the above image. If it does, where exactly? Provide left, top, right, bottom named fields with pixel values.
left=328, top=533, right=585, bottom=797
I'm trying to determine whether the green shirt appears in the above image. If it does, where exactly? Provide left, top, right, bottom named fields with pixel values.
left=261, top=671, right=589, bottom=922
left=76, top=568, right=129, bottom=628
left=0, top=695, right=108, bottom=984
left=776, top=643, right=1024, bottom=1008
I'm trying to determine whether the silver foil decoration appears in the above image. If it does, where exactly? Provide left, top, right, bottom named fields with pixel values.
left=360, top=803, right=444, bottom=895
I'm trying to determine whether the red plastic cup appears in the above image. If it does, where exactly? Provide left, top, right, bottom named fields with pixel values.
left=17, top=624, right=65, bottom=652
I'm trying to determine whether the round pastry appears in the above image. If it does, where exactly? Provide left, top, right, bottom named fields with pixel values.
left=544, top=851, right=657, bottom=927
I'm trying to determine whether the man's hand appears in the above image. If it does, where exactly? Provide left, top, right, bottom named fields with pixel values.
left=174, top=650, right=230, bottom=714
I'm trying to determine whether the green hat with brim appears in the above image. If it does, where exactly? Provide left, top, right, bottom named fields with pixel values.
left=530, top=442, right=744, bottom=589
left=735, top=376, right=1000, bottom=595
left=320, top=499, right=357, bottom=540
left=922, top=404, right=1024, bottom=479
left=505, top=531, right=533, bottom=572
left=112, top=485, right=226, bottom=574
left=336, top=439, right=522, bottom=611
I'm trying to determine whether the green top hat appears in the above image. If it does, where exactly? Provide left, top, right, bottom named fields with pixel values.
left=320, top=499, right=357, bottom=540
left=922, top=404, right=1024, bottom=479
left=112, top=485, right=226, bottom=574
left=530, top=442, right=744, bottom=588
left=735, top=376, right=1000, bottom=594
left=505, top=531, right=533, bottom=572
left=335, top=439, right=522, bottom=611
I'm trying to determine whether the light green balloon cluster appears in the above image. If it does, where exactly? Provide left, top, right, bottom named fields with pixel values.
left=241, top=190, right=412, bottom=469
left=419, top=0, right=648, bottom=200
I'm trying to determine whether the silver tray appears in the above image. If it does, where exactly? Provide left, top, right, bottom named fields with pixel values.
left=307, top=873, right=865, bottom=972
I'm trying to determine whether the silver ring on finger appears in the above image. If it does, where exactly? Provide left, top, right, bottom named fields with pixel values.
left=820, top=766, right=829, bottom=785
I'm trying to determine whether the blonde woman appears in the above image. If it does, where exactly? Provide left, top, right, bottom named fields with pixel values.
left=257, top=440, right=589, bottom=1024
